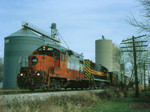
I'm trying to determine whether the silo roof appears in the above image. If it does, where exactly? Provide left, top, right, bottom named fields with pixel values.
left=6, top=28, right=40, bottom=38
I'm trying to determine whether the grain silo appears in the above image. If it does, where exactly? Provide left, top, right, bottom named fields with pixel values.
left=3, top=28, right=44, bottom=88
left=95, top=39, right=113, bottom=71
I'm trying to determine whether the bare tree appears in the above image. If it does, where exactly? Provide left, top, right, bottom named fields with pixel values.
left=128, top=0, right=150, bottom=34
left=127, top=0, right=150, bottom=91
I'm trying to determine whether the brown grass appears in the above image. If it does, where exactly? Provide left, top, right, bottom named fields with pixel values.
left=96, top=87, right=129, bottom=100
left=0, top=92, right=100, bottom=112
left=0, top=88, right=130, bottom=112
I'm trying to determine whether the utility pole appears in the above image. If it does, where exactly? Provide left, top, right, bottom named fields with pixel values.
left=132, top=36, right=139, bottom=97
left=148, top=70, right=150, bottom=87
left=140, top=66, right=143, bottom=85
left=143, top=62, right=150, bottom=91
left=121, top=35, right=147, bottom=97
left=139, top=61, right=150, bottom=91
left=143, top=62, right=146, bottom=91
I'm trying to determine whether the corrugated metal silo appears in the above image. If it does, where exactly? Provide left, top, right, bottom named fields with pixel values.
left=95, top=39, right=113, bottom=71
left=3, top=28, right=44, bottom=88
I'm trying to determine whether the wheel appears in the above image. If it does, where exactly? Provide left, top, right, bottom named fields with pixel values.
left=30, top=88, right=34, bottom=91
left=42, top=84, right=47, bottom=91
left=54, top=84, right=61, bottom=90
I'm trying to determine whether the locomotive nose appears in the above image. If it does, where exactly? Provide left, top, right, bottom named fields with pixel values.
left=31, top=56, right=38, bottom=65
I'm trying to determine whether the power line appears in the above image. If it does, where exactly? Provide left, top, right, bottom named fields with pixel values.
left=122, top=34, right=147, bottom=42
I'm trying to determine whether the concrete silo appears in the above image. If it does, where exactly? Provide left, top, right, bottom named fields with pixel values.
left=113, top=45, right=121, bottom=72
left=3, top=28, right=44, bottom=88
left=95, top=39, right=113, bottom=71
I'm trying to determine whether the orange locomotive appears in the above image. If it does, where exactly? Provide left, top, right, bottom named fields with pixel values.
left=17, top=44, right=90, bottom=90
left=17, top=44, right=110, bottom=90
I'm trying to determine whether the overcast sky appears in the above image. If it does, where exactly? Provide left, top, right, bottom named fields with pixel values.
left=0, top=0, right=142, bottom=61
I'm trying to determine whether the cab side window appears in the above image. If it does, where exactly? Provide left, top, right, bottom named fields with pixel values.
left=55, top=51, right=60, bottom=59
left=47, top=52, right=53, bottom=57
left=62, top=54, right=65, bottom=61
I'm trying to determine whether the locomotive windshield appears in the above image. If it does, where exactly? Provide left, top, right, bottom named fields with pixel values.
left=33, top=46, right=54, bottom=56
left=38, top=46, right=54, bottom=52
left=33, top=46, right=60, bottom=58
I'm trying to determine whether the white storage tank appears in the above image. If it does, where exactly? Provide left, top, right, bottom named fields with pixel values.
left=95, top=39, right=113, bottom=71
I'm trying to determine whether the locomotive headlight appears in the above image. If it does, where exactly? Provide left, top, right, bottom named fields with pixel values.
left=37, top=73, right=40, bottom=76
left=20, top=73, right=23, bottom=76
left=43, top=46, right=46, bottom=50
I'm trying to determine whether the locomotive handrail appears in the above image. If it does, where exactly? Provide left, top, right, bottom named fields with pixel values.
left=16, top=56, right=28, bottom=74
left=18, top=56, right=47, bottom=72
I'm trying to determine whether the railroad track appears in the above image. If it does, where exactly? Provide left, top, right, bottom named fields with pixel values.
left=0, top=88, right=102, bottom=95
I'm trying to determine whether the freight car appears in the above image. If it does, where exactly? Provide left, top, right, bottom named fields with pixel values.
left=109, top=72, right=123, bottom=87
left=17, top=44, right=110, bottom=90
left=109, top=71, right=128, bottom=89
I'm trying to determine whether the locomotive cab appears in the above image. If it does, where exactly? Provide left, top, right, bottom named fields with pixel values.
left=17, top=45, right=67, bottom=90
